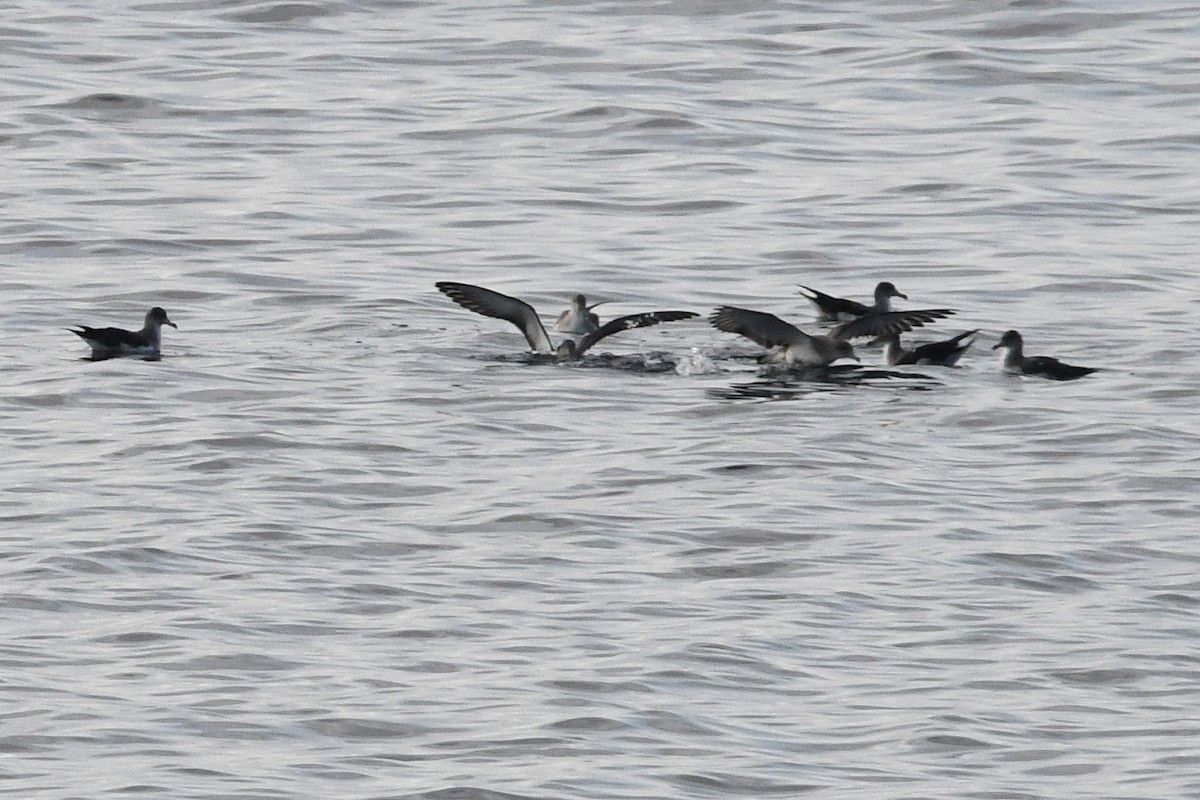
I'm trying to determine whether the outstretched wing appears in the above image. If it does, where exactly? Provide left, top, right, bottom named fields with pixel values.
left=436, top=281, right=553, bottom=353
left=575, top=310, right=697, bottom=356
left=832, top=308, right=955, bottom=340
left=709, top=306, right=811, bottom=348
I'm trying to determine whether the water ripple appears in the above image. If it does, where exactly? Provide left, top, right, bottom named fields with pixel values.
left=3, top=1, right=1199, bottom=798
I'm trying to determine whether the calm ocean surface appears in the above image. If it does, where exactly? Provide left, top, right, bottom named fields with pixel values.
left=4, top=1, right=1199, bottom=798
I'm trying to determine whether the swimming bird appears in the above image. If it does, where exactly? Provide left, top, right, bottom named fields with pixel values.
left=709, top=307, right=858, bottom=366
left=881, top=329, right=979, bottom=366
left=710, top=305, right=959, bottom=367
left=70, top=307, right=177, bottom=360
left=436, top=282, right=697, bottom=361
left=798, top=281, right=908, bottom=322
left=992, top=330, right=1097, bottom=381
left=554, top=294, right=604, bottom=335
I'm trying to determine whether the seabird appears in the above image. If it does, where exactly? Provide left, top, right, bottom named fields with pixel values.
left=881, top=329, right=979, bottom=366
left=70, top=307, right=177, bottom=360
left=992, top=330, right=1097, bottom=381
left=710, top=305, right=959, bottom=367
left=798, top=281, right=908, bottom=322
left=554, top=294, right=604, bottom=335
left=709, top=307, right=858, bottom=366
left=436, top=282, right=697, bottom=361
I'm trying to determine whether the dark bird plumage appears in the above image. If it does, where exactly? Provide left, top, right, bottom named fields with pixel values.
left=70, top=307, right=177, bottom=360
left=992, top=330, right=1097, bottom=381
left=798, top=281, right=907, bottom=321
left=830, top=308, right=958, bottom=341
left=709, top=306, right=858, bottom=366
left=436, top=282, right=696, bottom=361
left=882, top=329, right=979, bottom=366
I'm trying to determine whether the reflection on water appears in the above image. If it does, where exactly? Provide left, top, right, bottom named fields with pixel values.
left=709, top=366, right=943, bottom=401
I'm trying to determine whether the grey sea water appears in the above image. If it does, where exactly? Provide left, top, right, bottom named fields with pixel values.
left=3, top=1, right=1199, bottom=798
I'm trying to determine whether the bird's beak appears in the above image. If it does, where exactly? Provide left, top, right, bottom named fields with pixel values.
left=166, top=321, right=178, bottom=329
left=896, top=292, right=908, bottom=300
left=991, top=342, right=1002, bottom=350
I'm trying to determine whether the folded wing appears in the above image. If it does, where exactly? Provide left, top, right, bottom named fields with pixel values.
left=71, top=326, right=147, bottom=350
left=797, top=285, right=870, bottom=318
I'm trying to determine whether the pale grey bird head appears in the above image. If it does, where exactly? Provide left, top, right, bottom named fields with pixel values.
left=831, top=338, right=859, bottom=363
left=873, top=282, right=907, bottom=310
left=148, top=307, right=177, bottom=329
left=555, top=339, right=581, bottom=361
left=992, top=330, right=1022, bottom=352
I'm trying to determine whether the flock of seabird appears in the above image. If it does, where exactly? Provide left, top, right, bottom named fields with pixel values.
left=69, top=281, right=1098, bottom=381
left=433, top=280, right=1096, bottom=381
